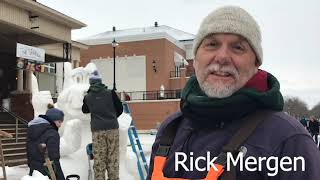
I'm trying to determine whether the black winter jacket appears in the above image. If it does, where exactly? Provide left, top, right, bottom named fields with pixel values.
left=147, top=111, right=320, bottom=180
left=26, top=115, right=65, bottom=180
left=309, top=120, right=320, bottom=134
left=82, top=88, right=123, bottom=132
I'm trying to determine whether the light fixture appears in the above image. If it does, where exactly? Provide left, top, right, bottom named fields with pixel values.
left=152, top=60, right=157, bottom=72
left=112, top=39, right=119, bottom=90
left=112, top=39, right=119, bottom=48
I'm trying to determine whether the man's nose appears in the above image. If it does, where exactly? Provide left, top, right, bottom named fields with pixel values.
left=213, top=46, right=231, bottom=65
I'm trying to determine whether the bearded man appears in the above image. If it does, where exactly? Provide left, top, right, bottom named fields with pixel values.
left=147, top=6, right=320, bottom=180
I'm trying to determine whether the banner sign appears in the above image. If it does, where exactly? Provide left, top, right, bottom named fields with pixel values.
left=17, top=59, right=46, bottom=73
left=16, top=43, right=45, bottom=62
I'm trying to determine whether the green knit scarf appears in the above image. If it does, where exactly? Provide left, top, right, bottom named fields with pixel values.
left=181, top=73, right=284, bottom=129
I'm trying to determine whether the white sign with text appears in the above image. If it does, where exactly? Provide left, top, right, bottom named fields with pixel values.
left=16, top=43, right=45, bottom=62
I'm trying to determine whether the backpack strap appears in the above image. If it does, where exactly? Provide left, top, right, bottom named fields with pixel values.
left=152, top=114, right=185, bottom=180
left=222, top=110, right=272, bottom=153
left=218, top=110, right=273, bottom=180
left=156, top=114, right=183, bottom=157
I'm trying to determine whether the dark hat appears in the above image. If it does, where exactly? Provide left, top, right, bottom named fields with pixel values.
left=45, top=107, right=64, bottom=122
left=89, top=70, right=102, bottom=84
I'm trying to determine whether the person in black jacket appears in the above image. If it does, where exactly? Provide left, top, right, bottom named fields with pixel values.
left=82, top=70, right=123, bottom=180
left=299, top=116, right=308, bottom=129
left=27, top=104, right=65, bottom=180
left=309, top=116, right=320, bottom=146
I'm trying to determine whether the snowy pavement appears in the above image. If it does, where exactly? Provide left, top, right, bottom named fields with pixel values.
left=0, top=133, right=156, bottom=180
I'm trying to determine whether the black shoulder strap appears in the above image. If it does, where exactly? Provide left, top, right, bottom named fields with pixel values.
left=156, top=114, right=183, bottom=156
left=219, top=110, right=273, bottom=180
left=222, top=110, right=272, bottom=152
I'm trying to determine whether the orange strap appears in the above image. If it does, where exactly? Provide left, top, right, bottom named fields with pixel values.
left=151, top=156, right=225, bottom=180
left=205, top=164, right=225, bottom=180
left=152, top=156, right=184, bottom=180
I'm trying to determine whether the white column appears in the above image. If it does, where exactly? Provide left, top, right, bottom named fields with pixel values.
left=55, top=63, right=64, bottom=93
left=25, top=70, right=32, bottom=93
left=17, top=69, right=24, bottom=92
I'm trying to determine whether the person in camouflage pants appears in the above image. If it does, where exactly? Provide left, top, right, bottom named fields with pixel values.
left=82, top=70, right=123, bottom=180
left=93, top=129, right=119, bottom=180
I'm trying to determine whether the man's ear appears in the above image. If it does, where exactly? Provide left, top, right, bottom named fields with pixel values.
left=255, top=59, right=261, bottom=67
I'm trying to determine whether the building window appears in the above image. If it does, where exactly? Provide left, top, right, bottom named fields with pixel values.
left=44, top=63, right=56, bottom=74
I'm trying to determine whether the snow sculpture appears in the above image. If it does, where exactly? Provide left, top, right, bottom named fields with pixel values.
left=31, top=62, right=94, bottom=156
left=31, top=75, right=53, bottom=117
left=21, top=170, right=50, bottom=180
left=31, top=62, right=139, bottom=179
left=118, top=113, right=138, bottom=180
left=56, top=63, right=92, bottom=123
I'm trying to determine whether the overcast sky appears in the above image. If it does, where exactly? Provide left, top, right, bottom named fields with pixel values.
left=38, top=0, right=320, bottom=109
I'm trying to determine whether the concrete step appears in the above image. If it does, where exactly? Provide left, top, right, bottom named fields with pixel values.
left=0, top=127, right=27, bottom=132
left=0, top=124, right=28, bottom=128
left=0, top=158, right=28, bottom=167
left=9, top=132, right=27, bottom=138
left=0, top=123, right=28, bottom=133
left=3, top=147, right=26, bottom=154
left=1, top=137, right=27, bottom=144
left=0, top=127, right=28, bottom=138
left=2, top=142, right=26, bottom=149
left=3, top=152, right=27, bottom=161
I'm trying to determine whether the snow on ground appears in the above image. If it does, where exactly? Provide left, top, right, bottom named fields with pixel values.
left=0, top=132, right=156, bottom=180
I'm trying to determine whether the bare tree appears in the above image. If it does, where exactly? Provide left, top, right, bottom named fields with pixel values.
left=283, top=96, right=309, bottom=119
left=310, top=102, right=320, bottom=118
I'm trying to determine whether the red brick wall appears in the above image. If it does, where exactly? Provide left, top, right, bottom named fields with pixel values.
left=80, top=39, right=186, bottom=91
left=127, top=100, right=180, bottom=129
left=10, top=93, right=34, bottom=121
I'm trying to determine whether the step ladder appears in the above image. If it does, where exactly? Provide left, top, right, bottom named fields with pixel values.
left=123, top=103, right=149, bottom=180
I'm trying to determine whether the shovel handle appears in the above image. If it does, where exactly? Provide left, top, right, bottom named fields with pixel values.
left=38, top=143, right=57, bottom=180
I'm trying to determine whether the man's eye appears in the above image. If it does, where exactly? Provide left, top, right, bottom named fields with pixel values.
left=208, top=42, right=218, bottom=46
left=204, top=41, right=219, bottom=48
left=232, top=44, right=245, bottom=52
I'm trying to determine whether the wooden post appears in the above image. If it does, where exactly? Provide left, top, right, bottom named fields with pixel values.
left=0, top=130, right=13, bottom=180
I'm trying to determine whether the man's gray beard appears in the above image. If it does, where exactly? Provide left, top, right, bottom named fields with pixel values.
left=196, top=63, right=240, bottom=98
left=199, top=79, right=238, bottom=98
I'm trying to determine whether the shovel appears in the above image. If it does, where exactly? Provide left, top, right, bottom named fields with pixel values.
left=38, top=143, right=57, bottom=180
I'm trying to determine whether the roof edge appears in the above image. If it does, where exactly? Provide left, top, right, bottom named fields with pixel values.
left=79, top=32, right=186, bottom=50
left=72, top=40, right=89, bottom=49
left=6, top=0, right=87, bottom=29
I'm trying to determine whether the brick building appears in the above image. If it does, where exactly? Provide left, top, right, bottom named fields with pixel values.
left=79, top=23, right=196, bottom=129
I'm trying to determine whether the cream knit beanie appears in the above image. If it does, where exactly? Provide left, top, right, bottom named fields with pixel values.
left=193, top=6, right=263, bottom=65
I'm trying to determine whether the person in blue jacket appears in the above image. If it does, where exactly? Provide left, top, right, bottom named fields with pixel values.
left=147, top=5, right=320, bottom=180
left=27, top=104, right=65, bottom=180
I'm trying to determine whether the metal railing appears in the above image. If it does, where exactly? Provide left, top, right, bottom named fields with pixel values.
left=170, top=69, right=195, bottom=78
left=0, top=106, right=28, bottom=143
left=170, top=70, right=181, bottom=78
left=125, top=89, right=182, bottom=101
